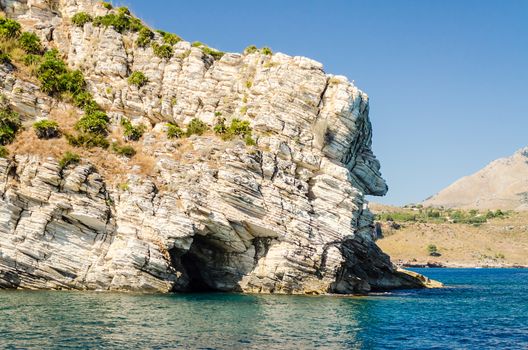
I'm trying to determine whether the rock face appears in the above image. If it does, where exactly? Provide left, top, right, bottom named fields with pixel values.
left=0, top=0, right=435, bottom=293
left=424, top=148, right=528, bottom=211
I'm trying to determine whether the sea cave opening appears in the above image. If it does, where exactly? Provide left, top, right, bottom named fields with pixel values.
left=169, top=235, right=232, bottom=293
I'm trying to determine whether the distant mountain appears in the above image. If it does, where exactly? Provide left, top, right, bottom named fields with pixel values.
left=423, top=147, right=528, bottom=211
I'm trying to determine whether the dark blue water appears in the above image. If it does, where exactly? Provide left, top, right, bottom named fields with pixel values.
left=1, top=268, right=527, bottom=349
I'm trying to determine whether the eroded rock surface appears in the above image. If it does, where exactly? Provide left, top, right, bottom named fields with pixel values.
left=0, top=0, right=435, bottom=293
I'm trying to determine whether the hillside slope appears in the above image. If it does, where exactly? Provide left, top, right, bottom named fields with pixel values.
left=423, top=148, right=528, bottom=210
left=371, top=204, right=528, bottom=267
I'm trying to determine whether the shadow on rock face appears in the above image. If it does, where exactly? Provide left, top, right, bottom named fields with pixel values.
left=170, top=235, right=265, bottom=293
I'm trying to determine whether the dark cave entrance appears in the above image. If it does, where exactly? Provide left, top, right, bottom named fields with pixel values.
left=169, top=235, right=225, bottom=293
left=179, top=247, right=216, bottom=292
left=169, top=233, right=273, bottom=293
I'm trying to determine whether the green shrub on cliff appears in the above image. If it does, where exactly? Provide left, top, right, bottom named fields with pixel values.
left=128, top=71, right=148, bottom=88
left=37, top=49, right=86, bottom=95
left=214, top=117, right=254, bottom=145
left=229, top=118, right=251, bottom=138
left=72, top=91, right=98, bottom=113
left=244, top=135, right=256, bottom=146
left=213, top=118, right=228, bottom=135
left=244, top=45, right=258, bottom=54
left=71, top=12, right=93, bottom=27
left=121, top=117, right=145, bottom=141
left=34, top=46, right=109, bottom=148
left=33, top=120, right=60, bottom=139
left=0, top=106, right=21, bottom=145
left=186, top=118, right=208, bottom=136
left=260, top=47, right=273, bottom=55
left=111, top=142, right=136, bottom=157
left=92, top=10, right=142, bottom=33
left=202, top=46, right=224, bottom=60
left=100, top=2, right=112, bottom=10
left=0, top=51, right=11, bottom=64
left=136, top=27, right=154, bottom=47
left=59, top=151, right=80, bottom=169
left=66, top=132, right=109, bottom=149
left=75, top=110, right=109, bottom=135
left=157, top=30, right=181, bottom=45
left=18, top=32, right=42, bottom=54
left=166, top=123, right=184, bottom=139
left=0, top=146, right=8, bottom=158
left=152, top=42, right=173, bottom=59
left=23, top=53, right=41, bottom=66
left=0, top=17, right=21, bottom=39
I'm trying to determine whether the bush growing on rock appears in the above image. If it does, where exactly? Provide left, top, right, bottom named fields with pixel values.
left=62, top=70, right=86, bottom=95
left=214, top=117, right=254, bottom=144
left=261, top=47, right=273, bottom=55
left=59, top=151, right=80, bottom=168
left=33, top=119, right=60, bottom=139
left=152, top=43, right=173, bottom=59
left=35, top=47, right=108, bottom=148
left=93, top=11, right=142, bottom=33
left=244, top=45, right=258, bottom=54
left=244, top=135, right=256, bottom=146
left=121, top=117, right=145, bottom=141
left=111, top=142, right=136, bottom=157
left=186, top=118, right=208, bottom=136
left=486, top=209, right=505, bottom=219
left=100, top=1, right=112, bottom=10
left=72, top=91, right=98, bottom=112
left=166, top=123, right=184, bottom=139
left=0, top=145, right=8, bottom=158
left=157, top=30, right=181, bottom=45
left=71, top=12, right=93, bottom=27
left=427, top=244, right=440, bottom=256
left=75, top=110, right=109, bottom=135
left=117, top=7, right=131, bottom=16
left=128, top=71, right=148, bottom=88
left=136, top=27, right=154, bottom=47
left=23, top=53, right=41, bottom=66
left=202, top=46, right=224, bottom=60
left=0, top=17, right=21, bottom=39
left=66, top=132, right=109, bottom=149
left=228, top=118, right=251, bottom=138
left=213, top=117, right=228, bottom=135
left=0, top=105, right=21, bottom=145
left=0, top=50, right=11, bottom=64
left=18, top=32, right=42, bottom=54
left=37, top=49, right=83, bottom=95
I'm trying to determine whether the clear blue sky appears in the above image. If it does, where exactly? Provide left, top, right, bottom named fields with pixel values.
left=113, top=0, right=528, bottom=205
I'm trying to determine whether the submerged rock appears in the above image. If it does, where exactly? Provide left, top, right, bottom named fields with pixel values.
left=0, top=0, right=436, bottom=294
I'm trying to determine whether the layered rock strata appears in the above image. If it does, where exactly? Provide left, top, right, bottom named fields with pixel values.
left=0, top=0, right=436, bottom=293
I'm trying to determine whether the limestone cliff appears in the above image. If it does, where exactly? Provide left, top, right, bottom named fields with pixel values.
left=0, top=0, right=436, bottom=293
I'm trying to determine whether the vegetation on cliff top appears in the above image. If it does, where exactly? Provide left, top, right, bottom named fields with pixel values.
left=0, top=12, right=258, bottom=172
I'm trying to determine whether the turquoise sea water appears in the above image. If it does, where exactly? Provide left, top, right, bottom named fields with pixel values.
left=1, top=268, right=527, bottom=349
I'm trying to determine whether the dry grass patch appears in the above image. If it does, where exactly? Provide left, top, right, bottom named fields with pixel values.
left=375, top=206, right=528, bottom=267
